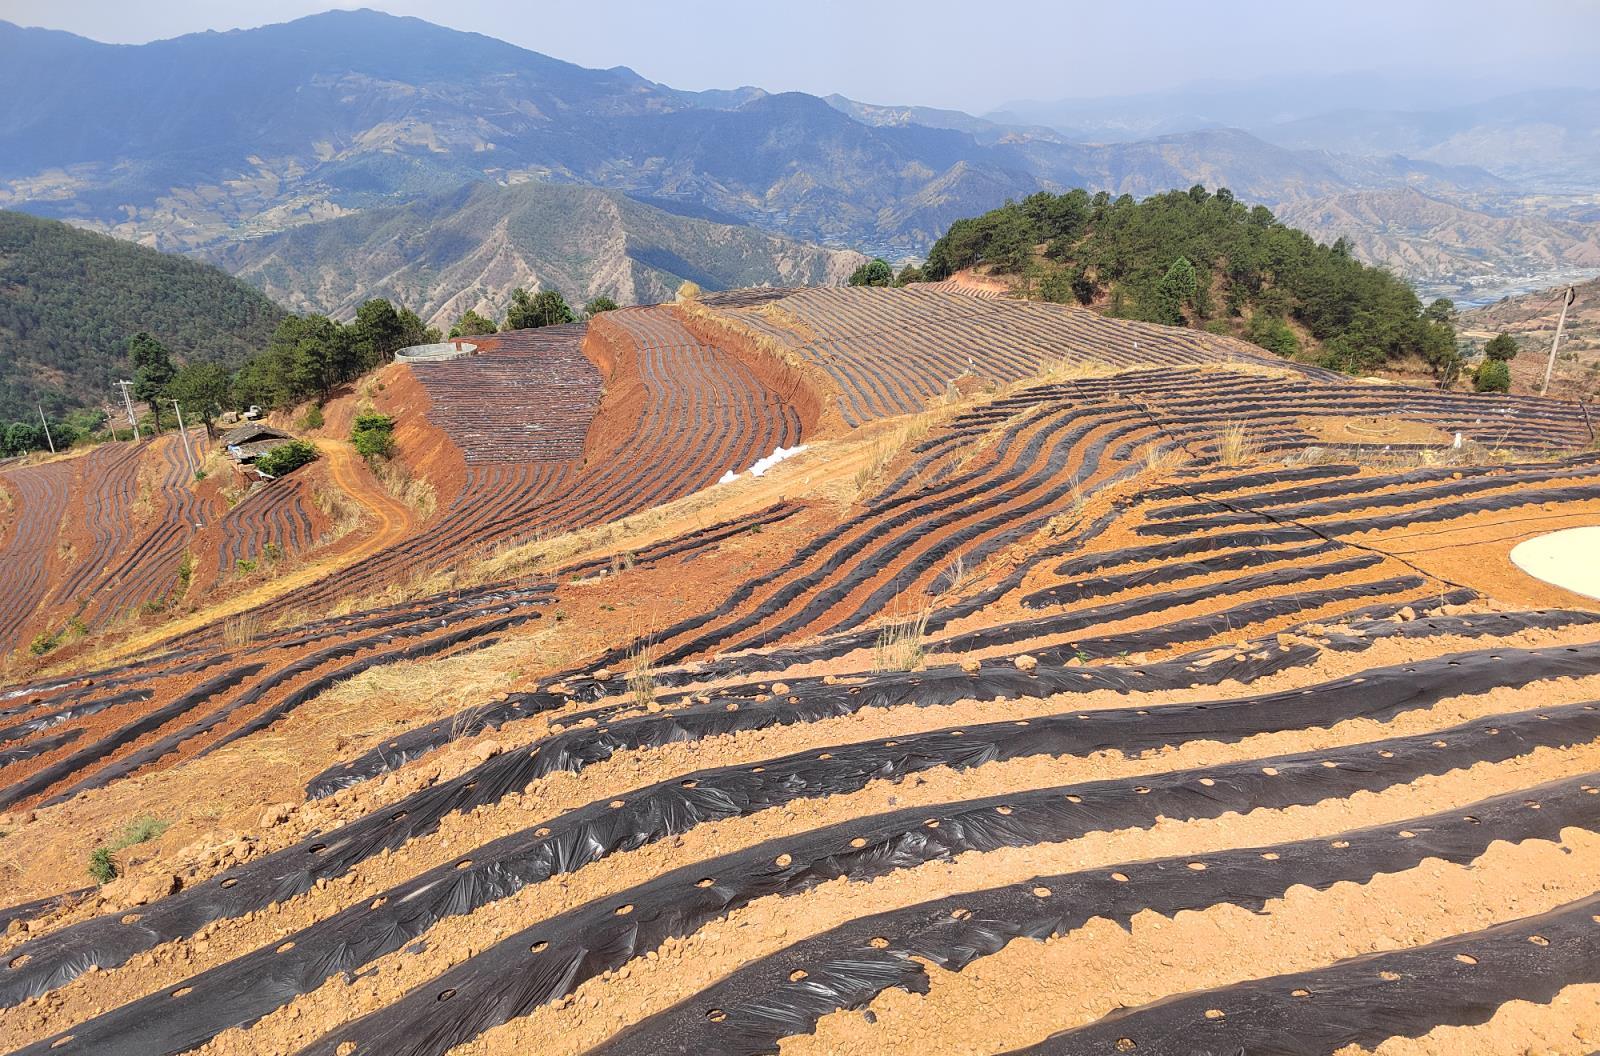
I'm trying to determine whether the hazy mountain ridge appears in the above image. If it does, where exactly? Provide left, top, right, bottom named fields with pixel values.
left=206, top=181, right=864, bottom=327
left=1258, top=89, right=1600, bottom=193
left=1276, top=187, right=1600, bottom=304
left=0, top=12, right=1510, bottom=263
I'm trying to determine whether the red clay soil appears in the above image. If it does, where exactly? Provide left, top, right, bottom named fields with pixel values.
left=670, top=303, right=842, bottom=439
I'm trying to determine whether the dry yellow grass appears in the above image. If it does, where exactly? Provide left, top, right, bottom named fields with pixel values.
left=673, top=298, right=812, bottom=376
left=373, top=460, right=436, bottom=520
left=222, top=611, right=261, bottom=648
left=873, top=604, right=932, bottom=672
left=1217, top=421, right=1260, bottom=466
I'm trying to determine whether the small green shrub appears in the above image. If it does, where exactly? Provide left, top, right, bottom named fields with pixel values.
left=1474, top=358, right=1511, bottom=393
left=87, top=816, right=170, bottom=884
left=88, top=846, right=118, bottom=883
left=351, top=413, right=395, bottom=460
left=29, top=631, right=61, bottom=656
left=255, top=440, right=318, bottom=477
left=299, top=404, right=325, bottom=430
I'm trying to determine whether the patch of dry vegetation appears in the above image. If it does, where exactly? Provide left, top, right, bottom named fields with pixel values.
left=222, top=611, right=261, bottom=648
left=372, top=460, right=436, bottom=520
left=1217, top=421, right=1260, bottom=466
left=311, top=481, right=368, bottom=543
left=873, top=604, right=932, bottom=672
left=673, top=297, right=812, bottom=376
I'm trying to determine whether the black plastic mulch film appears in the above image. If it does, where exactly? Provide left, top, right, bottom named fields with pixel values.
left=0, top=591, right=553, bottom=811
left=286, top=699, right=1600, bottom=1056
left=595, top=773, right=1600, bottom=1056
left=0, top=664, right=265, bottom=813
left=1007, top=891, right=1600, bottom=1055
left=298, top=594, right=1507, bottom=800
left=14, top=641, right=1600, bottom=1055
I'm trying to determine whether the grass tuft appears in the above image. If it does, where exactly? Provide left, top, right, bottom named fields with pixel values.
left=873, top=605, right=932, bottom=672
left=87, top=816, right=170, bottom=884
left=1217, top=421, right=1260, bottom=467
left=223, top=611, right=261, bottom=648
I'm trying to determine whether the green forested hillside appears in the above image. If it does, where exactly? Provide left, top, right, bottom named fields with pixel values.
left=922, top=186, right=1458, bottom=376
left=0, top=210, right=285, bottom=420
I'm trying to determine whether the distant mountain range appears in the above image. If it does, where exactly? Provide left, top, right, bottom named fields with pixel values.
left=1276, top=188, right=1600, bottom=304
left=0, top=12, right=1521, bottom=258
left=991, top=76, right=1600, bottom=194
left=1257, top=89, right=1600, bottom=194
left=0, top=11, right=1595, bottom=304
left=206, top=181, right=863, bottom=328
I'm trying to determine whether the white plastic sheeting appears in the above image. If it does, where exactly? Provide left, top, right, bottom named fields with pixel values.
left=719, top=444, right=807, bottom=485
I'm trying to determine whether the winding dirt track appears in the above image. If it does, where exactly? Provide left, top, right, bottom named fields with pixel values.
left=95, top=440, right=415, bottom=665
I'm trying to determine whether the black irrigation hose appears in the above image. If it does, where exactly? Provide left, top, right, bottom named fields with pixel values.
left=597, top=773, right=1600, bottom=1056
left=36, top=645, right=1600, bottom=1056
left=275, top=700, right=1600, bottom=1056
left=1010, top=891, right=1600, bottom=1055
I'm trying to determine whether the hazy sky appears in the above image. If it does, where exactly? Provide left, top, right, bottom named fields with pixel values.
left=5, top=0, right=1599, bottom=112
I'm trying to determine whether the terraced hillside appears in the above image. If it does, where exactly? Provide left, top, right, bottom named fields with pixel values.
left=1, top=286, right=1599, bottom=1056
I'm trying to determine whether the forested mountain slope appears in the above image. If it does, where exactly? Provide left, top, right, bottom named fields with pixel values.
left=921, top=186, right=1456, bottom=375
left=0, top=210, right=285, bottom=419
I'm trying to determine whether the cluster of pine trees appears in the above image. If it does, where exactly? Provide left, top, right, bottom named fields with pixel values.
left=920, top=186, right=1461, bottom=378
left=231, top=299, right=437, bottom=411
left=445, top=288, right=617, bottom=338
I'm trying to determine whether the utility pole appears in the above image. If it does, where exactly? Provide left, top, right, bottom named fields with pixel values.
left=170, top=399, right=198, bottom=478
left=115, top=380, right=141, bottom=440
left=36, top=404, right=55, bottom=454
left=103, top=402, right=121, bottom=443
left=1539, top=285, right=1577, bottom=398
